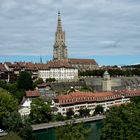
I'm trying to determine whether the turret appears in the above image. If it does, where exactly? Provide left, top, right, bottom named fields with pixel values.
left=102, top=71, right=111, bottom=92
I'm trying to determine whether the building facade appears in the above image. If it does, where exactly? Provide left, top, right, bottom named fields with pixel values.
left=37, top=60, right=78, bottom=82
left=68, top=58, right=98, bottom=71
left=52, top=11, right=98, bottom=71
left=53, top=90, right=140, bottom=116
left=102, top=71, right=111, bottom=91
left=53, top=11, right=68, bottom=60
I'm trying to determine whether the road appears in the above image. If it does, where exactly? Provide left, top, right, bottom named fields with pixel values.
left=32, top=115, right=105, bottom=131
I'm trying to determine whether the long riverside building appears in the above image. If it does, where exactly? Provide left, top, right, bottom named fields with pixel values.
left=54, top=90, right=140, bottom=115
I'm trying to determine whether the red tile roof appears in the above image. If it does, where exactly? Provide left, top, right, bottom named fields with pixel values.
left=37, top=83, right=48, bottom=88
left=55, top=91, right=122, bottom=105
left=0, top=63, right=7, bottom=71
left=25, top=62, right=38, bottom=70
left=55, top=90, right=140, bottom=105
left=118, top=90, right=140, bottom=97
left=68, top=58, right=98, bottom=65
left=35, top=63, right=48, bottom=70
left=5, top=62, right=21, bottom=70
left=47, top=59, right=72, bottom=68
left=26, top=90, right=40, bottom=97
left=36, top=59, right=74, bottom=70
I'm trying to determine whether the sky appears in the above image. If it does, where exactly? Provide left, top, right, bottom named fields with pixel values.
left=0, top=0, right=140, bottom=66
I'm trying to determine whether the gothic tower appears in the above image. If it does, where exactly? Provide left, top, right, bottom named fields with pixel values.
left=53, top=11, right=68, bottom=60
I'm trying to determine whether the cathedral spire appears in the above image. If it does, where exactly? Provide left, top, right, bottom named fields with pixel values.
left=53, top=11, right=68, bottom=60
left=57, top=10, right=62, bottom=32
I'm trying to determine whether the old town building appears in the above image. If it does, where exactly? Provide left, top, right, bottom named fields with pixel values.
left=37, top=59, right=78, bottom=82
left=53, top=90, right=140, bottom=116
left=52, top=11, right=98, bottom=71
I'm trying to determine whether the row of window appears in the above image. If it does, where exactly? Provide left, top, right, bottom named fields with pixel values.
left=60, top=99, right=131, bottom=113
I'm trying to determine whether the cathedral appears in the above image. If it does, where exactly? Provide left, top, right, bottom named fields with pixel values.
left=53, top=11, right=98, bottom=72
left=53, top=11, right=67, bottom=60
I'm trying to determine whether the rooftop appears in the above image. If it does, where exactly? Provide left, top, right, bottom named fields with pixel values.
left=68, top=58, right=98, bottom=65
left=55, top=90, right=140, bottom=105
left=26, top=90, right=40, bottom=97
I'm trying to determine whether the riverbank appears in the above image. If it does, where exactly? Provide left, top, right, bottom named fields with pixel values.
left=32, top=115, right=105, bottom=131
left=33, top=120, right=103, bottom=140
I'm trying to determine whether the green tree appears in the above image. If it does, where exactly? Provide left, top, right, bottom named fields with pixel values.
left=0, top=81, right=25, bottom=103
left=2, top=111, right=23, bottom=132
left=2, top=111, right=33, bottom=140
left=19, top=118, right=33, bottom=140
left=0, top=88, right=18, bottom=127
left=66, top=109, right=74, bottom=119
left=0, top=80, right=7, bottom=89
left=130, top=96, right=140, bottom=104
left=101, top=103, right=140, bottom=140
left=0, top=132, right=21, bottom=140
left=78, top=108, right=90, bottom=117
left=30, top=98, right=51, bottom=124
left=56, top=121, right=91, bottom=140
left=33, top=78, right=44, bottom=88
left=80, top=86, right=93, bottom=92
left=17, top=71, right=33, bottom=90
left=52, top=113, right=66, bottom=121
left=46, top=78, right=56, bottom=83
left=94, top=105, right=104, bottom=114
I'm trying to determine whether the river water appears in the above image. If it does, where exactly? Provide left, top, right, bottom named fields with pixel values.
left=34, top=120, right=103, bottom=140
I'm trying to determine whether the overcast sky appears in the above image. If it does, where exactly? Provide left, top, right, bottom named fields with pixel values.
left=0, top=0, right=140, bottom=65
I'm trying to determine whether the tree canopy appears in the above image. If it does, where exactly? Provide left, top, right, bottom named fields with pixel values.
left=101, top=99, right=140, bottom=140
left=78, top=108, right=90, bottom=117
left=94, top=105, right=104, bottom=114
left=0, top=80, right=25, bottom=103
left=56, top=121, right=91, bottom=140
left=33, top=78, right=44, bottom=88
left=29, top=98, right=51, bottom=124
left=79, top=69, right=140, bottom=77
left=17, top=71, right=33, bottom=90
left=46, top=78, right=56, bottom=83
left=0, top=88, right=33, bottom=139
left=0, top=88, right=18, bottom=125
left=2, top=111, right=33, bottom=140
left=66, top=109, right=74, bottom=119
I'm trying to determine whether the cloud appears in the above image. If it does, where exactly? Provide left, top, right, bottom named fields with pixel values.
left=0, top=0, right=140, bottom=58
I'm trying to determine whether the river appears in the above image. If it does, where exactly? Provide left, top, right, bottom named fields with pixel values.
left=33, top=120, right=103, bottom=140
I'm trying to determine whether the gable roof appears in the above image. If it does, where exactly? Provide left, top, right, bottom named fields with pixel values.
left=26, top=90, right=40, bottom=97
left=68, top=58, right=98, bottom=65
left=0, top=63, right=7, bottom=71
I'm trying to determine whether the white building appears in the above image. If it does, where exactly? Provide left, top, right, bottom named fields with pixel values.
left=53, top=90, right=139, bottom=116
left=37, top=59, right=78, bottom=82
left=18, top=98, right=31, bottom=117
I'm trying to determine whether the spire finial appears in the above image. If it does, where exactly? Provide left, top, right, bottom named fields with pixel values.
left=58, top=10, right=60, bottom=16
left=40, top=56, right=42, bottom=63
left=57, top=10, right=62, bottom=32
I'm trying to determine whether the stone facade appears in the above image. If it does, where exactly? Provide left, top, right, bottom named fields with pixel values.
left=102, top=71, right=111, bottom=91
left=53, top=11, right=68, bottom=60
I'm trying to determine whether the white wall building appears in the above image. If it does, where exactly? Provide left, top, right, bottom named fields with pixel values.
left=53, top=91, right=135, bottom=116
left=38, top=67, right=78, bottom=81
left=18, top=98, right=31, bottom=117
left=37, top=60, right=78, bottom=82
